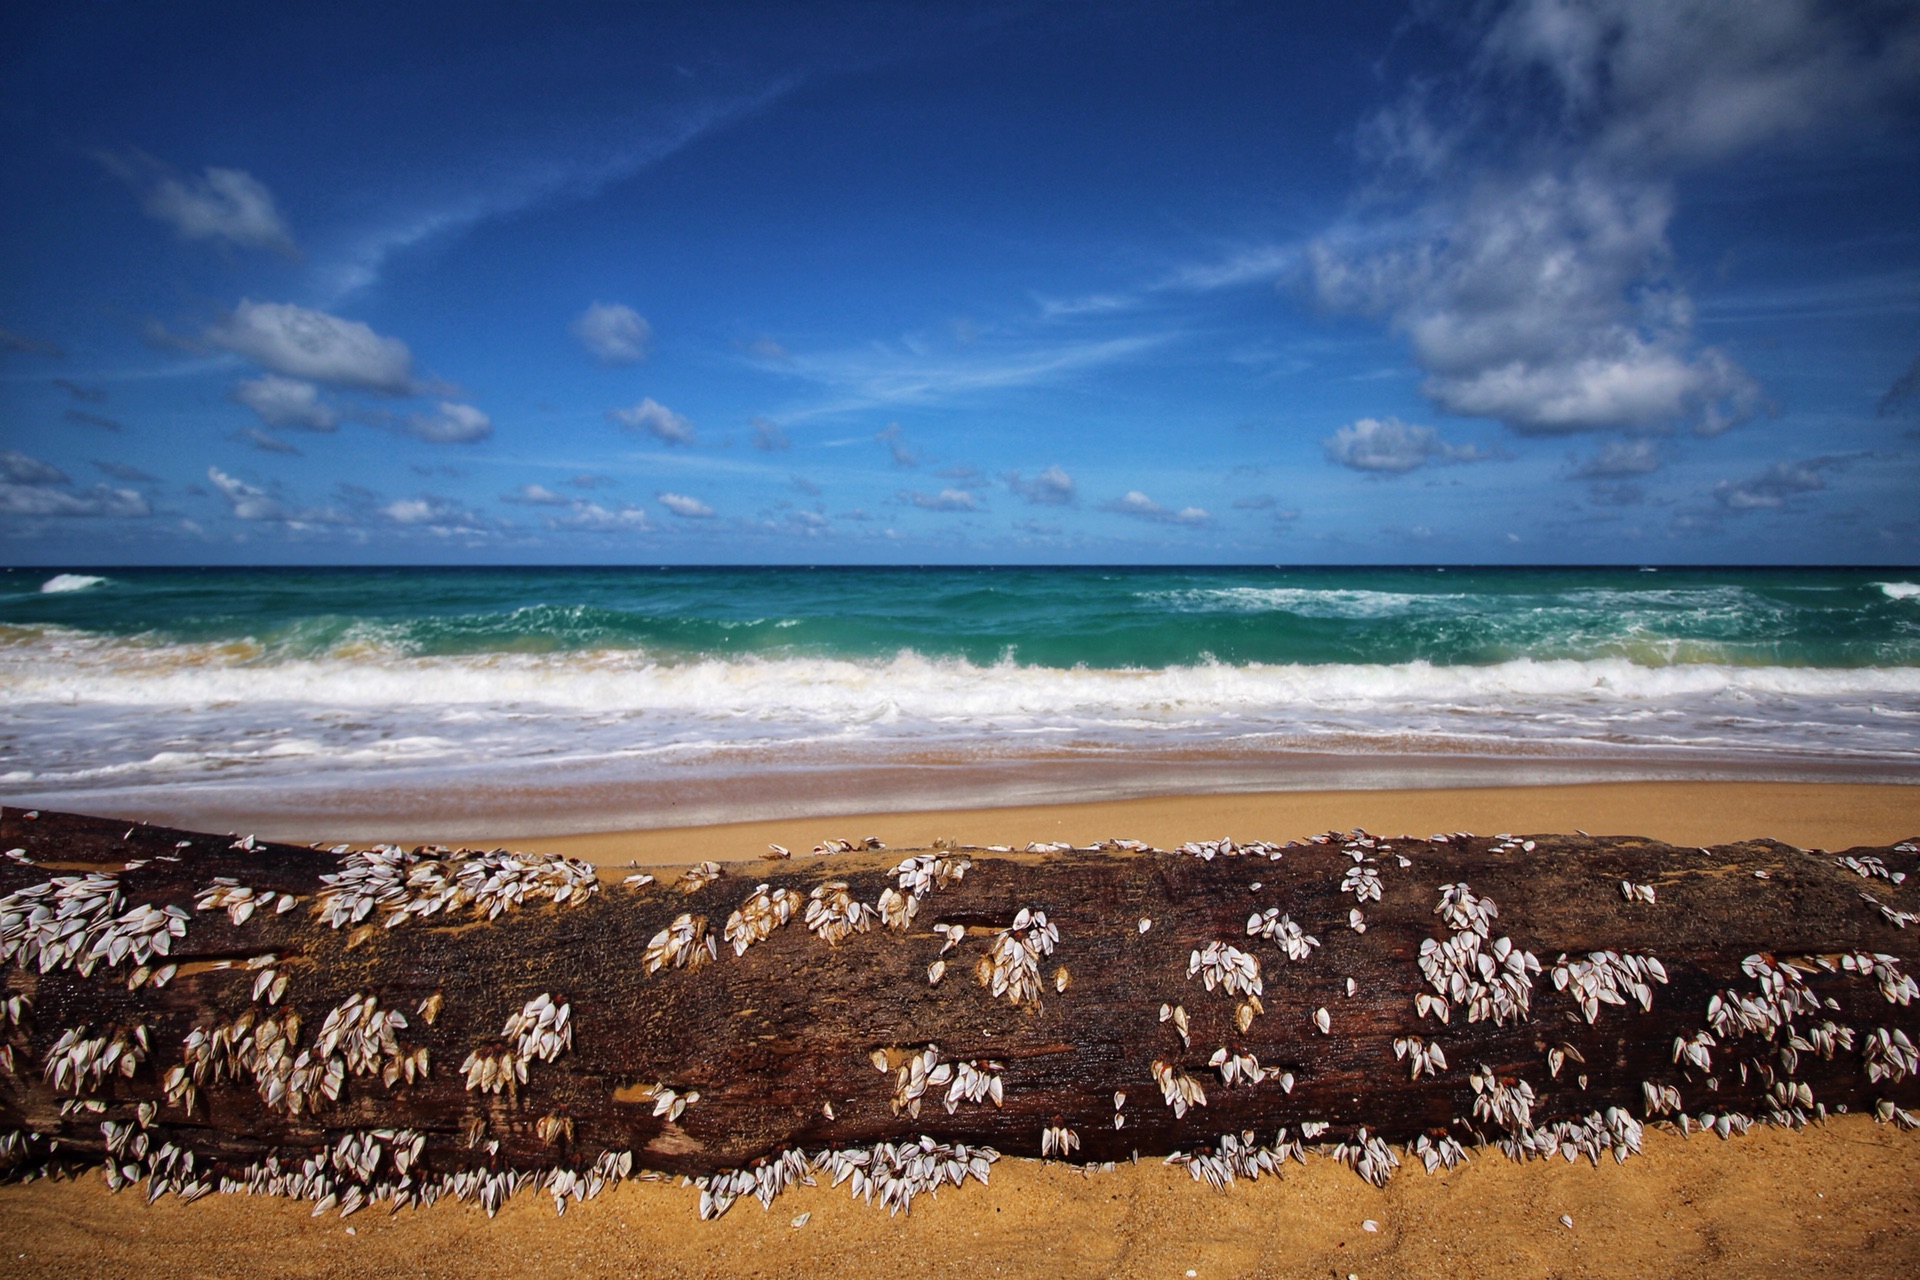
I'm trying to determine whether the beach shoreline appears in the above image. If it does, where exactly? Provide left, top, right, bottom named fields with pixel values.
left=488, top=778, right=1920, bottom=869
left=18, top=767, right=1920, bottom=850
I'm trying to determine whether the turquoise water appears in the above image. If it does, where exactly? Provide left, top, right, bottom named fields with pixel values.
left=8, top=566, right=1920, bottom=667
left=2, top=565, right=1918, bottom=832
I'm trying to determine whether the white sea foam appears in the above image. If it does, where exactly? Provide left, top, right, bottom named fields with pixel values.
left=1149, top=586, right=1467, bottom=618
left=39, top=574, right=106, bottom=594
left=5, top=629, right=1920, bottom=716
left=1, top=628, right=1917, bottom=803
left=1151, top=582, right=1774, bottom=621
left=1877, top=582, right=1920, bottom=600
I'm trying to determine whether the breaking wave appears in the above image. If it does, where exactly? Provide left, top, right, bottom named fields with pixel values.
left=39, top=574, right=106, bottom=594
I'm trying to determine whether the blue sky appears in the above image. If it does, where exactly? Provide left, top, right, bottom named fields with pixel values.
left=2, top=0, right=1917, bottom=565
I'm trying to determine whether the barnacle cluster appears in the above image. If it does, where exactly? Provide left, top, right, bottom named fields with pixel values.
left=0, top=872, right=186, bottom=975
left=1188, top=941, right=1262, bottom=997
left=1420, top=883, right=1541, bottom=1026
left=45, top=1024, right=148, bottom=1097
left=173, top=990, right=427, bottom=1118
left=1247, top=908, right=1319, bottom=961
left=315, top=844, right=598, bottom=929
left=696, top=1136, right=996, bottom=1220
left=644, top=912, right=717, bottom=973
left=1173, top=838, right=1287, bottom=861
left=1549, top=950, right=1668, bottom=1023
left=977, top=906, right=1057, bottom=1008
left=804, top=882, right=874, bottom=945
left=1150, top=1058, right=1208, bottom=1118
left=676, top=862, right=723, bottom=894
left=877, top=1044, right=1006, bottom=1118
left=194, top=877, right=299, bottom=924
left=1166, top=1129, right=1304, bottom=1188
left=723, top=884, right=803, bottom=955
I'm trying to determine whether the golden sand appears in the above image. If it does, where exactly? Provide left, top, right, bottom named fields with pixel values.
left=498, top=779, right=1920, bottom=869
left=5, top=780, right=1918, bottom=1279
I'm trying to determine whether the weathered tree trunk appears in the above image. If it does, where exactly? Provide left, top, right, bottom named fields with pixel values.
left=3, top=805, right=1919, bottom=1212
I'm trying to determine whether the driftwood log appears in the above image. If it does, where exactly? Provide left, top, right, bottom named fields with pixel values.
left=3, top=805, right=1920, bottom=1216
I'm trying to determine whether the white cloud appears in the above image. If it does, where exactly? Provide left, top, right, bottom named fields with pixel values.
left=231, top=374, right=338, bottom=431
left=658, top=491, right=715, bottom=518
left=1102, top=490, right=1210, bottom=524
left=1714, top=456, right=1845, bottom=510
left=100, top=154, right=296, bottom=255
left=502, top=483, right=572, bottom=506
left=1006, top=464, right=1076, bottom=506
left=553, top=501, right=652, bottom=531
left=0, top=484, right=149, bottom=518
left=1322, top=417, right=1493, bottom=473
left=902, top=488, right=979, bottom=512
left=0, top=450, right=148, bottom=517
left=570, top=302, right=652, bottom=364
left=406, top=402, right=493, bottom=444
left=207, top=300, right=417, bottom=394
left=1570, top=438, right=1662, bottom=478
left=206, top=466, right=287, bottom=521
left=1311, top=175, right=1758, bottom=435
left=609, top=397, right=694, bottom=444
left=1482, top=0, right=1920, bottom=167
left=1308, top=0, right=1920, bottom=439
left=382, top=495, right=483, bottom=528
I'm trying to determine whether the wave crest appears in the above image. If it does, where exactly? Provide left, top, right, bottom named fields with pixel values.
left=40, top=574, right=106, bottom=594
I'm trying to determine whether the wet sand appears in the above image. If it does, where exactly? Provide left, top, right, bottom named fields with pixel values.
left=494, top=779, right=1920, bottom=869
left=5, top=779, right=1919, bottom=1278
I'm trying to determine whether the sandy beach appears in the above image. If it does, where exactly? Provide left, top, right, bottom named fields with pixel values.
left=4, top=779, right=1918, bottom=1279
left=500, top=779, right=1920, bottom=870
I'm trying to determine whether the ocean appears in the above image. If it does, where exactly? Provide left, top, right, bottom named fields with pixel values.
left=3, top=565, right=1918, bottom=837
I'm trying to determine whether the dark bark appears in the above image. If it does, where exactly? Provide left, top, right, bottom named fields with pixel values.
left=3, top=805, right=1919, bottom=1189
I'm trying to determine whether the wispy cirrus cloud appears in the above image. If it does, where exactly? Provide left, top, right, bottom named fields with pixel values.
left=772, top=332, right=1170, bottom=421
left=64, top=409, right=125, bottom=432
left=311, top=81, right=801, bottom=304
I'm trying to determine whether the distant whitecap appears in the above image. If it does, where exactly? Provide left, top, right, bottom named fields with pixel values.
left=40, top=574, right=106, bottom=594
left=1875, top=582, right=1920, bottom=600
